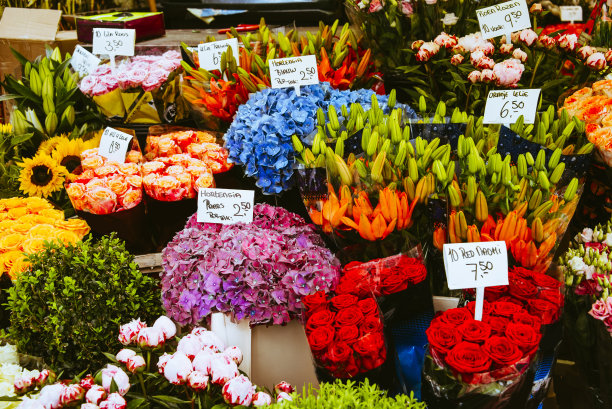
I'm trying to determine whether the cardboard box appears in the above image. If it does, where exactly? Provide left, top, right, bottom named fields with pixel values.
left=76, top=12, right=165, bottom=44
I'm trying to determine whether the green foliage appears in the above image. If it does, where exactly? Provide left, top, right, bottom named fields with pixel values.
left=272, top=380, right=426, bottom=409
left=6, top=233, right=162, bottom=376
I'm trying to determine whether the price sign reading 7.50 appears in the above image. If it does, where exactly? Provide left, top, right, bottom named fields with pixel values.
left=483, top=89, right=541, bottom=124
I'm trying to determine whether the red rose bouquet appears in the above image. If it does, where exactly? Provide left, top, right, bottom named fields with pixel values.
left=302, top=291, right=387, bottom=380
left=422, top=302, right=542, bottom=409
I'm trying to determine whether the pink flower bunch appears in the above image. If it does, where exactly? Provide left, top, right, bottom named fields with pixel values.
left=66, top=148, right=144, bottom=215
left=492, top=58, right=525, bottom=87
left=141, top=154, right=214, bottom=201
left=434, top=32, right=458, bottom=49
left=118, top=316, right=177, bottom=349
left=589, top=296, right=612, bottom=332
left=79, top=50, right=182, bottom=97
left=457, top=32, right=494, bottom=54
left=13, top=370, right=54, bottom=396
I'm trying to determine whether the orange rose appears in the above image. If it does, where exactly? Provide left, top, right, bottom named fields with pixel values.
left=142, top=161, right=166, bottom=175
left=169, top=153, right=192, bottom=166
left=2, top=197, right=27, bottom=209
left=0, top=233, right=25, bottom=251
left=39, top=209, right=65, bottom=221
left=94, top=164, right=119, bottom=177
left=5, top=251, right=28, bottom=279
left=126, top=175, right=142, bottom=188
left=166, top=165, right=186, bottom=176
left=0, top=213, right=8, bottom=222
left=187, top=165, right=209, bottom=178
left=118, top=163, right=140, bottom=176
left=25, top=197, right=53, bottom=212
left=107, top=176, right=129, bottom=196
left=55, top=219, right=90, bottom=237
left=195, top=130, right=216, bottom=143
left=81, top=148, right=100, bottom=158
left=33, top=215, right=59, bottom=225
left=0, top=220, right=14, bottom=231
left=150, top=175, right=185, bottom=201
left=175, top=173, right=195, bottom=198
left=119, top=188, right=143, bottom=210
left=17, top=214, right=38, bottom=225
left=81, top=155, right=105, bottom=170
left=21, top=237, right=46, bottom=253
left=11, top=223, right=32, bottom=235
left=126, top=150, right=144, bottom=164
left=175, top=131, right=196, bottom=150
left=85, top=187, right=117, bottom=215
left=56, top=230, right=81, bottom=245
left=28, top=224, right=57, bottom=238
left=66, top=182, right=87, bottom=200
left=8, top=207, right=29, bottom=220
left=157, top=137, right=179, bottom=156
left=195, top=170, right=214, bottom=190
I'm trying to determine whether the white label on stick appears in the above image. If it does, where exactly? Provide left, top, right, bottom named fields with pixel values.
left=476, top=0, right=531, bottom=40
left=483, top=89, right=541, bottom=124
left=269, top=55, right=319, bottom=90
left=560, top=6, right=583, bottom=22
left=197, top=38, right=240, bottom=71
left=70, top=45, right=101, bottom=76
left=92, top=28, right=135, bottom=56
left=443, top=241, right=509, bottom=290
left=197, top=188, right=255, bottom=224
left=98, top=127, right=133, bottom=163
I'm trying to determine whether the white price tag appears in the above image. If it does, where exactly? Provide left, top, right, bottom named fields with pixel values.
left=197, top=38, right=240, bottom=71
left=197, top=188, right=255, bottom=224
left=92, top=28, right=135, bottom=57
left=560, top=6, right=583, bottom=22
left=483, top=89, right=541, bottom=124
left=70, top=45, right=101, bottom=76
left=269, top=55, right=319, bottom=96
left=98, top=127, right=133, bottom=163
left=476, top=0, right=531, bottom=40
left=443, top=241, right=509, bottom=290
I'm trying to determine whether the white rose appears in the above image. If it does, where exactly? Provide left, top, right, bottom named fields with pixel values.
left=568, top=256, right=588, bottom=274
left=580, top=228, right=594, bottom=243
left=605, top=233, right=612, bottom=247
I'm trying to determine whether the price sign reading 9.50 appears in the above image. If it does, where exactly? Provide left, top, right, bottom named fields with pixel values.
left=92, top=28, right=135, bottom=57
left=476, top=0, right=531, bottom=40
left=483, top=89, right=541, bottom=124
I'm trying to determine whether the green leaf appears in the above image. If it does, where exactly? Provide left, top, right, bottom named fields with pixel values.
left=2, top=76, right=41, bottom=105
left=126, top=398, right=146, bottom=409
left=102, top=352, right=118, bottom=363
left=151, top=396, right=192, bottom=404
left=211, top=404, right=228, bottom=409
left=0, top=93, right=22, bottom=102
left=10, top=133, right=33, bottom=146
left=10, top=47, right=30, bottom=68
left=0, top=397, right=21, bottom=402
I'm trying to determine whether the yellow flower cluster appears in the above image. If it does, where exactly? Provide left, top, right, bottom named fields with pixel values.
left=0, top=197, right=90, bottom=279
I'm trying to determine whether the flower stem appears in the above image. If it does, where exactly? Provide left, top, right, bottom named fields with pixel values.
left=137, top=373, right=147, bottom=399
left=146, top=351, right=151, bottom=373
left=465, top=83, right=473, bottom=113
left=529, top=53, right=545, bottom=88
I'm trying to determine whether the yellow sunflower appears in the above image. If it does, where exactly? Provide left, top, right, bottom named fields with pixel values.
left=38, top=135, right=70, bottom=155
left=51, top=138, right=85, bottom=173
left=82, top=130, right=103, bottom=151
left=18, top=154, right=68, bottom=198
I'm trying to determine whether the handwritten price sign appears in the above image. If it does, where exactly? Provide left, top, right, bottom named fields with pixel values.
left=443, top=241, right=509, bottom=290
left=197, top=38, right=240, bottom=71
left=197, top=188, right=255, bottom=224
left=92, top=28, right=135, bottom=57
left=560, top=6, right=583, bottom=22
left=98, top=127, right=133, bottom=163
left=476, top=0, right=531, bottom=40
left=70, top=45, right=101, bottom=76
left=483, top=89, right=541, bottom=124
left=269, top=55, right=319, bottom=96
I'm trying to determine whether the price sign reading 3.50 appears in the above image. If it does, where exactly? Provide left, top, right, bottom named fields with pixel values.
left=92, top=28, right=135, bottom=57
left=483, top=89, right=541, bottom=124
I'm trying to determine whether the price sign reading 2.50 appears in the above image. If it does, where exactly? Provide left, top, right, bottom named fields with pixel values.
left=198, top=188, right=255, bottom=225
left=92, top=28, right=135, bottom=57
left=269, top=55, right=319, bottom=96
left=233, top=201, right=251, bottom=217
left=483, top=89, right=541, bottom=124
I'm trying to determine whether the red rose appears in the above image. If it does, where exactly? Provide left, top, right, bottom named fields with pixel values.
left=357, top=298, right=378, bottom=316
left=404, top=263, right=427, bottom=285
left=306, top=309, right=335, bottom=333
left=512, top=312, right=542, bottom=332
left=307, top=325, right=335, bottom=352
left=484, top=315, right=510, bottom=335
left=337, top=270, right=373, bottom=298
left=511, top=267, right=534, bottom=280
left=538, top=289, right=564, bottom=308
left=360, top=315, right=383, bottom=336
left=509, top=278, right=538, bottom=301
left=527, top=299, right=558, bottom=325
left=353, top=332, right=386, bottom=371
left=331, top=294, right=359, bottom=311
left=505, top=323, right=542, bottom=354
left=465, top=301, right=492, bottom=317
left=483, top=336, right=524, bottom=366
left=381, top=274, right=408, bottom=295
left=491, top=301, right=526, bottom=318
left=439, top=308, right=472, bottom=326
left=457, top=319, right=492, bottom=344
left=334, top=306, right=364, bottom=327
left=327, top=342, right=353, bottom=364
left=445, top=342, right=492, bottom=374
left=336, top=325, right=360, bottom=344
left=530, top=273, right=563, bottom=290
left=485, top=285, right=509, bottom=302
left=426, top=323, right=461, bottom=354
left=303, top=291, right=329, bottom=314
left=330, top=354, right=360, bottom=379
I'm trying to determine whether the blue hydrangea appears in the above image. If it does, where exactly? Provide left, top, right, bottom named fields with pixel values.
left=224, top=83, right=416, bottom=195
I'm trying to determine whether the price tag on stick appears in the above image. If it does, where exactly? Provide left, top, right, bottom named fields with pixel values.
left=476, top=0, right=531, bottom=40
left=70, top=45, right=101, bottom=76
left=443, top=241, right=509, bottom=320
left=98, top=127, right=133, bottom=164
left=269, top=55, right=319, bottom=96
left=92, top=28, right=135, bottom=68
left=483, top=89, right=541, bottom=125
left=197, top=38, right=240, bottom=71
left=560, top=6, right=583, bottom=23
left=197, top=188, right=255, bottom=224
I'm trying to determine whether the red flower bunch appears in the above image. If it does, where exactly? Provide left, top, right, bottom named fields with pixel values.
left=302, top=291, right=386, bottom=378
left=427, top=302, right=542, bottom=384
left=335, top=254, right=427, bottom=298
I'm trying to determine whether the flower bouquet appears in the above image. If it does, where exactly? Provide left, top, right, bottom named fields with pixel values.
left=0, top=197, right=89, bottom=280
left=79, top=50, right=188, bottom=124
left=64, top=136, right=152, bottom=252
left=142, top=126, right=231, bottom=246
left=161, top=203, right=340, bottom=326
left=180, top=20, right=383, bottom=130
left=421, top=302, right=542, bottom=408
left=10, top=315, right=294, bottom=409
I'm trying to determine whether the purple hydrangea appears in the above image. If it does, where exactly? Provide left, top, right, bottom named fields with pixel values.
left=161, top=204, right=341, bottom=326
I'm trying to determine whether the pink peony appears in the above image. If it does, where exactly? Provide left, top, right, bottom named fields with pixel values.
left=475, top=42, right=495, bottom=56
left=369, top=0, right=382, bottom=12
left=538, top=34, right=556, bottom=49
left=118, top=319, right=146, bottom=345
left=38, top=384, right=65, bottom=409
left=411, top=40, right=424, bottom=50
left=210, top=354, right=239, bottom=385
left=587, top=52, right=607, bottom=70
left=81, top=405, right=100, bottom=409
left=415, top=42, right=440, bottom=62
left=467, top=70, right=481, bottom=84
left=115, top=349, right=136, bottom=364
left=277, top=392, right=293, bottom=402
left=589, top=299, right=612, bottom=320
left=518, top=29, right=538, bottom=46
left=500, top=43, right=514, bottom=54
left=99, top=393, right=126, bottom=409
left=193, top=329, right=225, bottom=352
left=192, top=350, right=214, bottom=374
left=177, top=334, right=203, bottom=359
left=157, top=353, right=172, bottom=374
left=470, top=50, right=484, bottom=66
left=512, top=49, right=528, bottom=62
left=399, top=0, right=413, bottom=16
left=252, top=392, right=273, bottom=406
left=187, top=371, right=209, bottom=391
left=493, top=59, right=524, bottom=87
left=79, top=375, right=95, bottom=391
left=480, top=69, right=496, bottom=83
left=153, top=316, right=177, bottom=340
left=434, top=32, right=458, bottom=49
left=137, top=326, right=165, bottom=349
left=101, top=365, right=130, bottom=396
left=59, top=384, right=85, bottom=406
left=275, top=381, right=295, bottom=394
left=86, top=386, right=106, bottom=405
left=222, top=375, right=255, bottom=406
left=163, top=352, right=193, bottom=385
left=578, top=46, right=596, bottom=60
left=224, top=346, right=243, bottom=366
left=558, top=34, right=579, bottom=52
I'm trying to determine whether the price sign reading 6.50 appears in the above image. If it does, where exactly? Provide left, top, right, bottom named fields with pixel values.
left=197, top=38, right=240, bottom=71
left=483, top=89, right=541, bottom=124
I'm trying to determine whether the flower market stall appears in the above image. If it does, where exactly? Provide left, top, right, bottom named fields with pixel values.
left=1, top=1, right=612, bottom=408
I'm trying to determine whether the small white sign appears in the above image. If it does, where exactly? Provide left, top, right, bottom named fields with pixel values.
left=560, top=6, right=583, bottom=22
left=197, top=38, right=240, bottom=71
left=98, top=127, right=133, bottom=163
left=70, top=45, right=101, bottom=76
left=443, top=241, right=509, bottom=290
left=269, top=55, right=319, bottom=95
left=476, top=0, right=531, bottom=40
left=92, top=28, right=135, bottom=56
left=483, top=89, right=541, bottom=124
left=197, top=188, right=255, bottom=224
